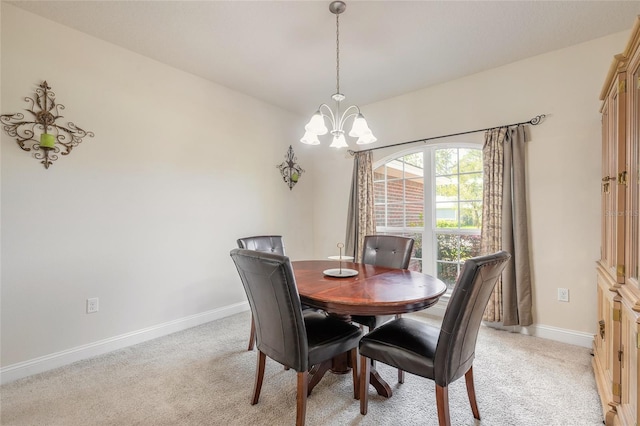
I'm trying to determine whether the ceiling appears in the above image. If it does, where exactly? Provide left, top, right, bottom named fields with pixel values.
left=7, top=1, right=640, bottom=115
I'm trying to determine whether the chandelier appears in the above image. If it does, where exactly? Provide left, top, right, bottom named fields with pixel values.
left=300, top=1, right=376, bottom=148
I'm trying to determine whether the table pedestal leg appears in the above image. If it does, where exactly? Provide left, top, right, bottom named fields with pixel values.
left=327, top=312, right=353, bottom=375
left=305, top=312, right=392, bottom=398
left=369, top=368, right=392, bottom=398
left=330, top=352, right=351, bottom=374
left=307, top=360, right=331, bottom=396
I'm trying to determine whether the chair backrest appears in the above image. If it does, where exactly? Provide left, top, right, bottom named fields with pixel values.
left=434, top=251, right=511, bottom=387
left=229, top=248, right=308, bottom=371
left=237, top=235, right=286, bottom=255
left=362, top=235, right=414, bottom=269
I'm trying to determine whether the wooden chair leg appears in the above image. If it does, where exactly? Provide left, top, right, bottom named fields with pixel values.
left=359, top=354, right=370, bottom=415
left=435, top=384, right=451, bottom=426
left=252, top=351, right=266, bottom=405
left=247, top=315, right=256, bottom=351
left=350, top=348, right=359, bottom=400
left=296, top=371, right=309, bottom=426
left=465, top=366, right=480, bottom=420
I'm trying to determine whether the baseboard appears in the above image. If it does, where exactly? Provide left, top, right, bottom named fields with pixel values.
left=517, top=323, right=594, bottom=348
left=413, top=306, right=595, bottom=349
left=0, top=302, right=249, bottom=385
left=2, top=301, right=595, bottom=385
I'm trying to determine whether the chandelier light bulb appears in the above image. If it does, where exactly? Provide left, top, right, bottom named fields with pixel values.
left=330, top=132, right=348, bottom=148
left=356, top=131, right=377, bottom=145
left=304, top=111, right=329, bottom=135
left=300, top=130, right=321, bottom=145
left=348, top=113, right=371, bottom=137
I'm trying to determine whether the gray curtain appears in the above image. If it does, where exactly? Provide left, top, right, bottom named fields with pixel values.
left=481, top=125, right=533, bottom=326
left=345, top=151, right=375, bottom=262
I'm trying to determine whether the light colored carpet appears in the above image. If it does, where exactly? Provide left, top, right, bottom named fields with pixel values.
left=1, top=312, right=602, bottom=425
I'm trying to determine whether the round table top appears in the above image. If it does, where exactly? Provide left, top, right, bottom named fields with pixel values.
left=292, top=260, right=447, bottom=316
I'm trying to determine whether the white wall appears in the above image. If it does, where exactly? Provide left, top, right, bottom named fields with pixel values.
left=311, top=30, right=631, bottom=337
left=1, top=3, right=314, bottom=375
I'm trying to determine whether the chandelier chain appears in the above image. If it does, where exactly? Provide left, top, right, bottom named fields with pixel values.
left=336, top=12, right=340, bottom=95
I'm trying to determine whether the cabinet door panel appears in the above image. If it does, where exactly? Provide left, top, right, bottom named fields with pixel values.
left=601, top=73, right=627, bottom=284
left=626, top=44, right=640, bottom=291
left=594, top=271, right=622, bottom=408
left=617, top=301, right=639, bottom=425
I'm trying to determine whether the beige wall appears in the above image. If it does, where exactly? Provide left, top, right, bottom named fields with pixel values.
left=311, top=30, right=631, bottom=336
left=1, top=4, right=314, bottom=369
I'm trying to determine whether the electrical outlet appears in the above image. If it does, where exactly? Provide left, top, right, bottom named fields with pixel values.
left=557, top=288, right=569, bottom=302
left=87, top=297, right=99, bottom=313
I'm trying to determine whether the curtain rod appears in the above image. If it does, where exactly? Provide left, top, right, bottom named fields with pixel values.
left=347, top=114, right=546, bottom=155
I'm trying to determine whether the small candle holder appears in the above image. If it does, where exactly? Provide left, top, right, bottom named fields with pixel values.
left=1, top=81, right=94, bottom=169
left=277, top=145, right=304, bottom=190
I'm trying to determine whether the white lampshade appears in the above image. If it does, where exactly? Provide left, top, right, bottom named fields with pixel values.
left=348, top=113, right=371, bottom=137
left=300, top=130, right=321, bottom=145
left=329, top=133, right=348, bottom=148
left=356, top=131, right=377, bottom=145
left=304, top=111, right=328, bottom=135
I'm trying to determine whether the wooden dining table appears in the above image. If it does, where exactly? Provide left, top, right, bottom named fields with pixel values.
left=292, top=259, right=447, bottom=398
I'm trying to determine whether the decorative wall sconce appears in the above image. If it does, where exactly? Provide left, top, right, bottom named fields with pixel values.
left=277, top=145, right=304, bottom=190
left=1, top=81, right=94, bottom=169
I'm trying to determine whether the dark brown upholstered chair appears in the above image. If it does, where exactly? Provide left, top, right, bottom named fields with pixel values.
left=352, top=235, right=415, bottom=329
left=237, top=235, right=286, bottom=255
left=351, top=235, right=415, bottom=382
left=230, top=249, right=362, bottom=426
left=358, top=251, right=510, bottom=426
left=237, top=235, right=286, bottom=351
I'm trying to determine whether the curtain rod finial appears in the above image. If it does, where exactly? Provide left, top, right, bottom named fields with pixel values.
left=530, top=115, right=546, bottom=125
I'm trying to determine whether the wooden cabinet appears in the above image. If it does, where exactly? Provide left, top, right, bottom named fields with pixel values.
left=594, top=16, right=640, bottom=426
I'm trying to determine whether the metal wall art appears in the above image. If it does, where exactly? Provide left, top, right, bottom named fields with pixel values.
left=1, top=81, right=94, bottom=169
left=277, top=145, right=304, bottom=190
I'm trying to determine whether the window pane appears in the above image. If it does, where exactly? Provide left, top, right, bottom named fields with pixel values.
left=405, top=178, right=424, bottom=204
left=459, top=173, right=482, bottom=201
left=437, top=262, right=458, bottom=288
left=402, top=153, right=424, bottom=169
left=373, top=166, right=385, bottom=181
left=405, top=232, right=422, bottom=259
left=385, top=160, right=404, bottom=179
left=460, top=202, right=482, bottom=229
left=436, top=203, right=458, bottom=228
left=460, top=234, right=482, bottom=261
left=374, top=180, right=385, bottom=204
left=406, top=204, right=424, bottom=227
left=459, top=148, right=482, bottom=173
left=437, top=234, right=459, bottom=261
left=436, top=148, right=457, bottom=176
left=387, top=179, right=403, bottom=204
left=387, top=204, right=404, bottom=227
left=435, top=175, right=458, bottom=200
left=375, top=204, right=386, bottom=228
left=408, top=258, right=422, bottom=272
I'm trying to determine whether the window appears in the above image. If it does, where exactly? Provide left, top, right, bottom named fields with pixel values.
left=374, top=145, right=483, bottom=289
